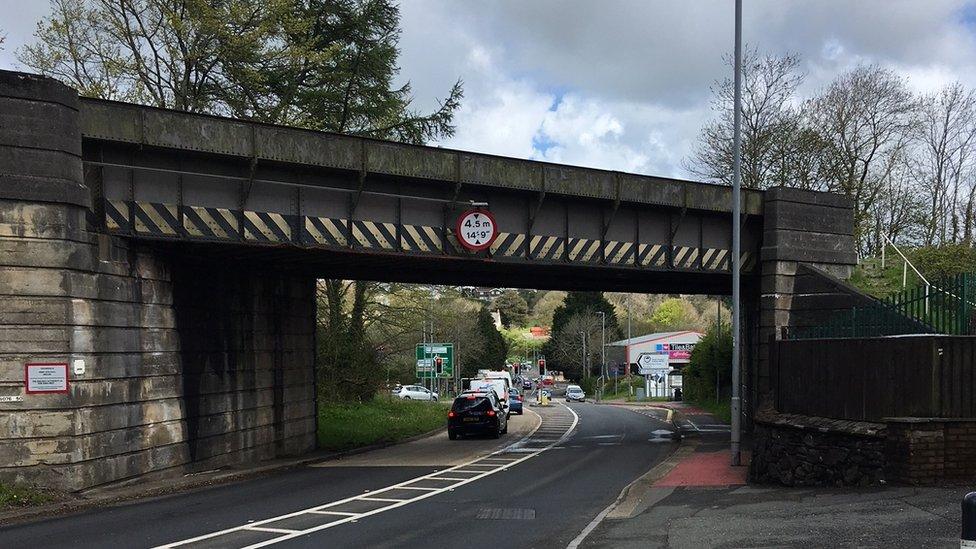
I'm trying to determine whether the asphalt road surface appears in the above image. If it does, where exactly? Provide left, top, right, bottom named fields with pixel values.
left=0, top=403, right=674, bottom=549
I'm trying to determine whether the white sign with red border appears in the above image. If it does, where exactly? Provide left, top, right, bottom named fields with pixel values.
left=454, top=209, right=498, bottom=251
left=25, top=362, right=69, bottom=394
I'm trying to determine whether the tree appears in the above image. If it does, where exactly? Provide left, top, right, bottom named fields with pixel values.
left=475, top=306, right=507, bottom=375
left=806, top=65, right=917, bottom=255
left=688, top=48, right=807, bottom=190
left=316, top=280, right=384, bottom=402
left=500, top=327, right=544, bottom=362
left=20, top=0, right=462, bottom=143
left=683, top=322, right=732, bottom=403
left=24, top=0, right=467, bottom=402
left=543, top=292, right=620, bottom=379
left=914, top=83, right=976, bottom=246
left=550, top=292, right=619, bottom=336
left=649, top=298, right=701, bottom=331
left=492, top=289, right=528, bottom=328
left=528, top=290, right=566, bottom=328
left=546, top=313, right=600, bottom=380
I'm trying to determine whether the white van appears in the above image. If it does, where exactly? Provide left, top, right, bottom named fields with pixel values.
left=468, top=374, right=511, bottom=416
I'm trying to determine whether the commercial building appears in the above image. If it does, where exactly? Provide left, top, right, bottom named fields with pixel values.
left=607, top=330, right=704, bottom=375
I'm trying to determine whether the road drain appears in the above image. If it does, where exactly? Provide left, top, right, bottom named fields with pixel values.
left=476, top=508, right=536, bottom=520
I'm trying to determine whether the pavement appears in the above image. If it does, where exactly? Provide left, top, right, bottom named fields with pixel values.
left=580, top=399, right=965, bottom=549
left=0, top=402, right=676, bottom=549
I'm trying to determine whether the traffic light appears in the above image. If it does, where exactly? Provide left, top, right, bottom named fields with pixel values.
left=435, top=356, right=443, bottom=375
left=538, top=358, right=546, bottom=371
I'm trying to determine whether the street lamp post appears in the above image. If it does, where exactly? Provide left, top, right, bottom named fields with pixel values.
left=598, top=311, right=606, bottom=399
left=730, top=0, right=744, bottom=466
left=598, top=312, right=606, bottom=376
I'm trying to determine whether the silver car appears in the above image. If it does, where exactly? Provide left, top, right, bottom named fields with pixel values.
left=394, top=385, right=439, bottom=401
left=565, top=385, right=585, bottom=402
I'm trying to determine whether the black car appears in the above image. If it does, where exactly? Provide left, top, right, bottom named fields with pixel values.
left=448, top=391, right=508, bottom=440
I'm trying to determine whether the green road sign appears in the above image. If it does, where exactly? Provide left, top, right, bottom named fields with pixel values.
left=416, top=343, right=454, bottom=378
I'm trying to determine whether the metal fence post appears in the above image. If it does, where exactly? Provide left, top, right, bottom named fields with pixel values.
left=963, top=492, right=976, bottom=548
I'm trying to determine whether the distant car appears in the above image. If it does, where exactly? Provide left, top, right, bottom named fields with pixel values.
left=565, top=385, right=585, bottom=402
left=508, top=388, right=523, bottom=415
left=448, top=391, right=508, bottom=440
left=394, top=385, right=438, bottom=401
left=522, top=380, right=533, bottom=390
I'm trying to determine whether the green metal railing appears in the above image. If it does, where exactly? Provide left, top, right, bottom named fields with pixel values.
left=786, top=273, right=976, bottom=339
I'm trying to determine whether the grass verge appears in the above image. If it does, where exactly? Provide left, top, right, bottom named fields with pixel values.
left=688, top=397, right=732, bottom=424
left=317, top=397, right=449, bottom=452
left=0, top=483, right=52, bottom=508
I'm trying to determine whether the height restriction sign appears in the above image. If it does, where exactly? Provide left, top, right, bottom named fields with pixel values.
left=455, top=209, right=498, bottom=251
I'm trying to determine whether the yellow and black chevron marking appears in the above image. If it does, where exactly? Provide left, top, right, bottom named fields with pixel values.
left=700, top=248, right=730, bottom=270
left=529, top=235, right=565, bottom=261
left=133, top=202, right=179, bottom=236
left=244, top=211, right=292, bottom=242
left=104, top=199, right=129, bottom=231
left=401, top=224, right=442, bottom=253
left=490, top=232, right=525, bottom=258
left=304, top=216, right=348, bottom=247
left=568, top=238, right=601, bottom=263
left=351, top=219, right=396, bottom=250
left=672, top=246, right=700, bottom=269
left=184, top=206, right=239, bottom=239
left=637, top=244, right=667, bottom=267
left=603, top=240, right=635, bottom=265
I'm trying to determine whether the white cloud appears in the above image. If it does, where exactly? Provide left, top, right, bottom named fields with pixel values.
left=397, top=0, right=976, bottom=179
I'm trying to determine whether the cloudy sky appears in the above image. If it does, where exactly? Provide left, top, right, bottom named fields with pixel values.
left=3, top=1, right=976, bottom=179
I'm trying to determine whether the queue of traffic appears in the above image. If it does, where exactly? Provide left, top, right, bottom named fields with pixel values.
left=390, top=368, right=586, bottom=440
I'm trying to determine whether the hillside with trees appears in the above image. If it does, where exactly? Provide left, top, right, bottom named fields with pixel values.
left=690, top=48, right=976, bottom=258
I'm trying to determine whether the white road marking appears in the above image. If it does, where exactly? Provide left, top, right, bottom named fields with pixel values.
left=154, top=405, right=578, bottom=549
left=245, top=527, right=300, bottom=534
left=566, top=404, right=678, bottom=549
left=566, top=496, right=617, bottom=549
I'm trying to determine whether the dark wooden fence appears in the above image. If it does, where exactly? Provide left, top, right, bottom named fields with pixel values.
left=773, top=335, right=976, bottom=421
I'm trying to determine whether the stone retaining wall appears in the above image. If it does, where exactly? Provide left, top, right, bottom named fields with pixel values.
left=750, top=413, right=886, bottom=486
left=752, top=413, right=976, bottom=486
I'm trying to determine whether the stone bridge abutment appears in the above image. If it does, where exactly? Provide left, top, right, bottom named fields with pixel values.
left=0, top=72, right=315, bottom=490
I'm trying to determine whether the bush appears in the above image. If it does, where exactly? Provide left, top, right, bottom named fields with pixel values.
left=683, top=322, right=731, bottom=402
left=912, top=245, right=976, bottom=280
left=317, top=330, right=384, bottom=403
left=579, top=376, right=598, bottom=395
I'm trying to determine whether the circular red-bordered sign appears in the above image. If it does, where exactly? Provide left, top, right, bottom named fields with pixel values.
left=454, top=209, right=498, bottom=251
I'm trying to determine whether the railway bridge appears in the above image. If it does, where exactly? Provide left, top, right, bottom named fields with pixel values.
left=0, top=70, right=857, bottom=490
